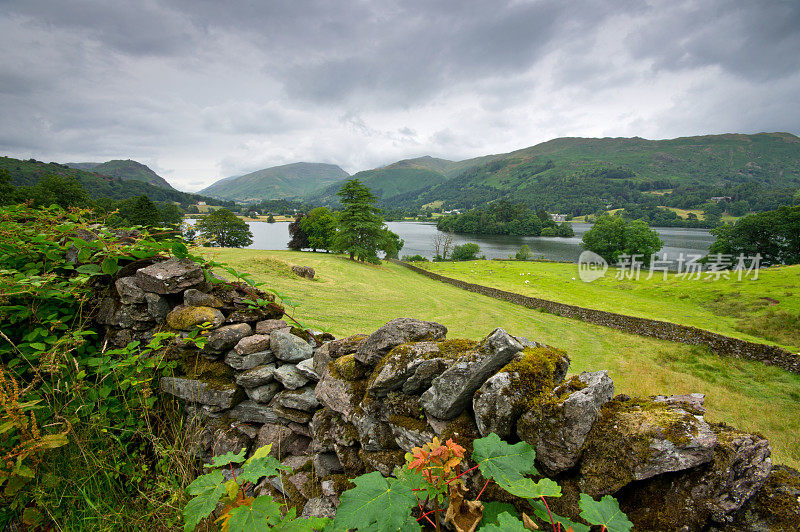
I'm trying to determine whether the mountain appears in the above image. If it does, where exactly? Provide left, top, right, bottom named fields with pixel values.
left=66, top=159, right=175, bottom=189
left=307, top=132, right=800, bottom=214
left=199, top=162, right=349, bottom=202
left=1, top=156, right=229, bottom=206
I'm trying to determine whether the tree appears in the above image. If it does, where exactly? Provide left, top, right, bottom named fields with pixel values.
left=158, top=202, right=184, bottom=226
left=127, top=195, right=162, bottom=227
left=196, top=209, right=253, bottom=248
left=451, top=242, right=481, bottom=261
left=432, top=232, right=454, bottom=260
left=556, top=222, right=574, bottom=237
left=334, top=179, right=388, bottom=262
left=379, top=228, right=404, bottom=259
left=300, top=207, right=338, bottom=252
left=266, top=214, right=275, bottom=223
left=28, top=174, right=90, bottom=209
left=0, top=169, right=17, bottom=205
left=288, top=214, right=309, bottom=250
left=582, top=216, right=662, bottom=265
left=515, top=244, right=532, bottom=260
left=708, top=205, right=800, bottom=266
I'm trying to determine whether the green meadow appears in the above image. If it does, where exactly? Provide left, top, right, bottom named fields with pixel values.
left=203, top=249, right=800, bottom=469
left=416, top=260, right=800, bottom=352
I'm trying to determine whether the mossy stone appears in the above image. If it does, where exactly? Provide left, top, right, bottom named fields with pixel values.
left=166, top=305, right=224, bottom=331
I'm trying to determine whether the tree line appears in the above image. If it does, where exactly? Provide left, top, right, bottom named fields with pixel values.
left=435, top=200, right=574, bottom=237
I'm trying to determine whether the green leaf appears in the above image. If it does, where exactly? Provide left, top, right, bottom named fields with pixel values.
left=498, top=477, right=561, bottom=499
left=332, top=471, right=420, bottom=531
left=76, top=264, right=101, bottom=275
left=186, top=470, right=225, bottom=496
left=39, top=433, right=69, bottom=449
left=471, top=432, right=538, bottom=484
left=477, top=512, right=527, bottom=531
left=206, top=447, right=247, bottom=468
left=530, top=500, right=590, bottom=532
left=579, top=494, right=633, bottom=532
left=172, top=242, right=189, bottom=259
left=244, top=444, right=272, bottom=464
left=28, top=342, right=47, bottom=351
left=101, top=256, right=119, bottom=275
left=238, top=455, right=290, bottom=485
left=226, top=495, right=283, bottom=531
left=183, top=481, right=227, bottom=532
left=479, top=501, right=519, bottom=528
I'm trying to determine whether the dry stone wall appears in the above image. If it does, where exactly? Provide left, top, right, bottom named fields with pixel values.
left=93, top=257, right=799, bottom=531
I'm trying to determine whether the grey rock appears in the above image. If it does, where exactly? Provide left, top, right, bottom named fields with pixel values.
left=235, top=364, right=277, bottom=388
left=236, top=423, right=260, bottom=440
left=257, top=423, right=297, bottom=459
left=288, top=422, right=312, bottom=438
left=255, top=319, right=288, bottom=334
left=134, top=258, right=205, bottom=294
left=302, top=497, right=336, bottom=519
left=355, top=318, right=448, bottom=367
left=292, top=265, right=315, bottom=279
left=296, top=358, right=320, bottom=381
left=367, top=341, right=441, bottom=397
left=390, top=421, right=437, bottom=453
left=403, top=359, right=449, bottom=394
left=282, top=455, right=312, bottom=472
left=472, top=372, right=516, bottom=439
left=184, top=288, right=223, bottom=308
left=144, top=293, right=170, bottom=322
left=421, top=328, right=523, bottom=420
left=313, top=452, right=343, bottom=477
left=245, top=382, right=281, bottom=404
left=274, top=364, right=310, bottom=390
left=515, top=336, right=543, bottom=349
left=326, top=334, right=368, bottom=359
left=271, top=329, right=313, bottom=362
left=313, top=343, right=333, bottom=378
left=276, top=387, right=319, bottom=412
left=160, top=377, right=240, bottom=408
left=275, top=403, right=314, bottom=424
left=234, top=334, right=272, bottom=355
left=321, top=480, right=337, bottom=497
left=213, top=428, right=252, bottom=459
left=311, top=409, right=336, bottom=453
left=203, top=323, right=252, bottom=353
left=166, top=304, right=225, bottom=330
left=654, top=393, right=707, bottom=414
left=229, top=400, right=278, bottom=424
left=314, top=370, right=362, bottom=422
left=115, top=276, right=146, bottom=304
left=225, top=349, right=273, bottom=371
left=352, top=406, right=397, bottom=451
left=289, top=471, right=313, bottom=498
left=517, top=371, right=614, bottom=475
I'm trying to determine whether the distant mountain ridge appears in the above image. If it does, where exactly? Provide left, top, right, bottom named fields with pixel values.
left=306, top=132, right=800, bottom=213
left=199, top=162, right=349, bottom=202
left=66, top=159, right=175, bottom=190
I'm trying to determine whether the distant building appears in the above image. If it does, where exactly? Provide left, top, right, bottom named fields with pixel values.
left=443, top=209, right=462, bottom=215
left=710, top=196, right=731, bottom=202
left=550, top=213, right=567, bottom=222
left=197, top=201, right=207, bottom=206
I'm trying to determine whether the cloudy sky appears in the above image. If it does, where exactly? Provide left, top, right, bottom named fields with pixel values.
left=1, top=0, right=799, bottom=191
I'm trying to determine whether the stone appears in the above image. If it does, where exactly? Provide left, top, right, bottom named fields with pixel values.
left=203, top=323, right=252, bottom=353
left=517, top=371, right=614, bottom=475
left=358, top=449, right=406, bottom=477
left=187, top=416, right=250, bottom=462
left=282, top=455, right=312, bottom=472
left=276, top=387, right=319, bottom=412
left=255, top=319, right=289, bottom=334
left=355, top=318, right=448, bottom=367
left=579, top=397, right=718, bottom=496
left=274, top=364, right=310, bottom=390
left=229, top=400, right=278, bottom=424
left=289, top=422, right=312, bottom=438
left=619, top=424, right=773, bottom=531
left=327, top=334, right=368, bottom=358
left=236, top=423, right=260, bottom=440
left=225, top=349, right=274, bottom=371
left=421, top=328, right=523, bottom=420
left=334, top=444, right=366, bottom=475
left=134, top=258, right=205, bottom=294
left=160, top=377, right=241, bottom=408
left=257, top=423, right=298, bottom=459
left=213, top=428, right=252, bottom=459
left=291, top=265, right=315, bottom=279
left=233, top=334, right=272, bottom=355
left=367, top=341, right=443, bottom=397
left=115, top=276, right=146, bottom=304
left=712, top=465, right=800, bottom=532
left=313, top=343, right=333, bottom=378
left=288, top=471, right=313, bottom=499
left=166, top=305, right=225, bottom=331
left=271, top=329, right=313, bottom=362
left=296, top=358, right=320, bottom=381
left=144, top=293, right=170, bottom=322
left=654, top=393, right=707, bottom=414
left=311, top=410, right=336, bottom=453
left=313, top=452, right=343, bottom=477
left=352, top=405, right=397, bottom=452
left=245, top=382, right=281, bottom=404
left=321, top=480, right=337, bottom=497
left=275, top=403, right=313, bottom=424
left=302, top=497, right=336, bottom=519
left=235, top=364, right=277, bottom=388
left=403, top=359, right=450, bottom=394
left=389, top=419, right=437, bottom=453
left=184, top=288, right=223, bottom=308
left=315, top=365, right=365, bottom=422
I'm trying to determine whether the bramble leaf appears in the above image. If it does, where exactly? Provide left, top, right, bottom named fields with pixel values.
left=579, top=494, right=633, bottom=532
left=101, top=256, right=119, bottom=275
left=477, top=511, right=528, bottom=531
left=479, top=501, right=519, bottom=528
left=471, top=433, right=538, bottom=484
left=499, top=477, right=561, bottom=499
left=172, top=242, right=189, bottom=259
left=332, top=471, right=420, bottom=531
left=238, top=455, right=290, bottom=485
left=226, top=495, right=283, bottom=531
left=206, top=447, right=247, bottom=468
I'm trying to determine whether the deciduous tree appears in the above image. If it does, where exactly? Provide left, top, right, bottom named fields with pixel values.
left=581, top=216, right=662, bottom=265
left=196, top=209, right=253, bottom=248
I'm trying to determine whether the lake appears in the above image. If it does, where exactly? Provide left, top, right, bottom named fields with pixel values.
left=189, top=219, right=715, bottom=267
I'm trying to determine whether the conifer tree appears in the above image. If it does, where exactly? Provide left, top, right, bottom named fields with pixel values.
left=334, top=179, right=387, bottom=262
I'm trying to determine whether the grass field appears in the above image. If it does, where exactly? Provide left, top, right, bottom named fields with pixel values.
left=415, top=260, right=800, bottom=352
left=202, top=248, right=800, bottom=468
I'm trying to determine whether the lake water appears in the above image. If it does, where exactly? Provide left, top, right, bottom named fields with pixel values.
left=188, top=219, right=715, bottom=267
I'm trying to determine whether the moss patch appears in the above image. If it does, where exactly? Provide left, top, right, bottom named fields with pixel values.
left=180, top=353, right=233, bottom=380
left=328, top=353, right=369, bottom=382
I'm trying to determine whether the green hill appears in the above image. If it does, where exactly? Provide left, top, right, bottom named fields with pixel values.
left=199, top=162, right=349, bottom=203
left=1, top=156, right=228, bottom=206
left=309, top=132, right=800, bottom=215
left=67, top=159, right=175, bottom=189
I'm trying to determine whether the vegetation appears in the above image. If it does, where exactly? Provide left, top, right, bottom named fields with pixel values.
left=300, top=207, right=338, bottom=251
left=451, top=242, right=481, bottom=261
left=196, top=208, right=254, bottom=247
left=208, top=249, right=800, bottom=469
left=334, top=179, right=397, bottom=262
left=437, top=201, right=543, bottom=236
left=66, top=159, right=175, bottom=189
left=582, top=216, right=663, bottom=265
left=287, top=213, right=310, bottom=250
left=708, top=205, right=800, bottom=266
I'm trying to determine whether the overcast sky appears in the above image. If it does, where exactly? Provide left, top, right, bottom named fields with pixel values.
left=1, top=0, right=799, bottom=191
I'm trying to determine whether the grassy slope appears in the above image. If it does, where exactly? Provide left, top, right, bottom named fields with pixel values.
left=416, top=260, right=800, bottom=352
left=204, top=248, right=800, bottom=468
left=88, top=159, right=175, bottom=190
